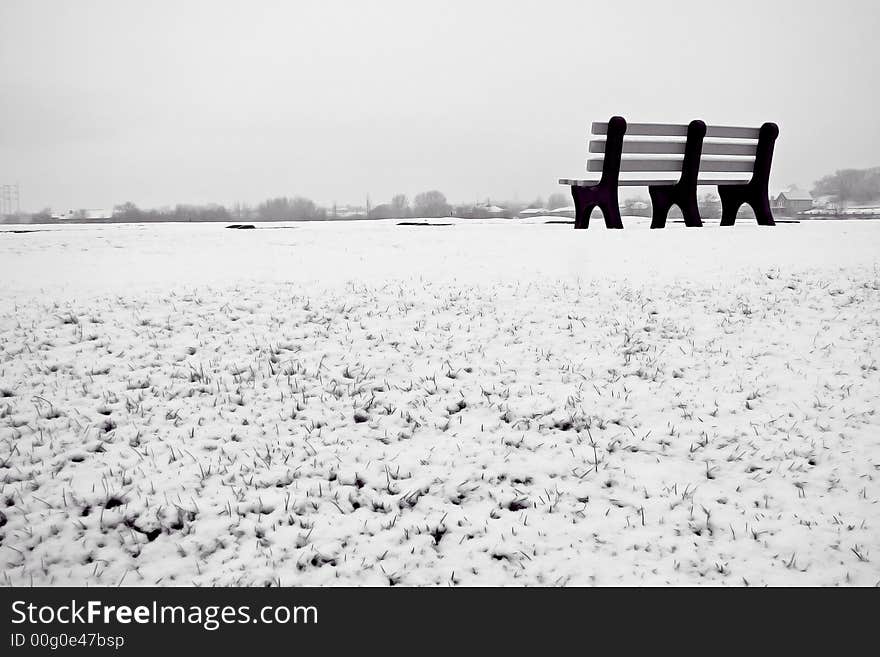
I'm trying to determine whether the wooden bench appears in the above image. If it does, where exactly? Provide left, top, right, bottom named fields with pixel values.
left=559, top=116, right=779, bottom=229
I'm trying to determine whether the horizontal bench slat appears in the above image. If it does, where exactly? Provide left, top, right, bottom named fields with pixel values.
left=559, top=178, right=751, bottom=187
left=589, top=140, right=758, bottom=156
left=591, top=122, right=760, bottom=139
left=701, top=141, right=759, bottom=156
left=587, top=158, right=755, bottom=173
left=706, top=125, right=761, bottom=139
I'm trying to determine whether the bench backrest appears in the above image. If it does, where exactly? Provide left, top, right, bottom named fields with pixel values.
left=587, top=117, right=778, bottom=185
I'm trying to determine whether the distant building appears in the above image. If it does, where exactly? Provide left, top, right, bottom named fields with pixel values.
left=813, top=194, right=838, bottom=210
left=622, top=200, right=651, bottom=217
left=773, top=189, right=814, bottom=215
left=333, top=204, right=367, bottom=219
left=453, top=203, right=511, bottom=219
left=547, top=206, right=575, bottom=219
left=52, top=209, right=112, bottom=222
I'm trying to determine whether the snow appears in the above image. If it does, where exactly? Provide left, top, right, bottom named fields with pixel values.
left=1, top=217, right=879, bottom=586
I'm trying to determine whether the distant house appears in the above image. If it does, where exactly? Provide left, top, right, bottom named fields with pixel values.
left=813, top=194, right=838, bottom=210
left=773, top=189, right=814, bottom=215
left=518, top=208, right=547, bottom=218
left=333, top=204, right=368, bottom=219
left=622, top=200, right=651, bottom=217
left=453, top=203, right=511, bottom=219
left=547, top=206, right=575, bottom=219
left=52, top=209, right=112, bottom=222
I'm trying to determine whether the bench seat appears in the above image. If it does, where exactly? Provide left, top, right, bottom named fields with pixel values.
left=559, top=178, right=750, bottom=187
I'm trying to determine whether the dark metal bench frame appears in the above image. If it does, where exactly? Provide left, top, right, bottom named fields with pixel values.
left=569, top=116, right=626, bottom=229
left=562, top=116, right=779, bottom=229
left=647, top=120, right=706, bottom=229
left=717, top=122, right=779, bottom=227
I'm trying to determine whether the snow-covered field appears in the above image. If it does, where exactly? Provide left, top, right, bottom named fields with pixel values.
left=1, top=218, right=879, bottom=586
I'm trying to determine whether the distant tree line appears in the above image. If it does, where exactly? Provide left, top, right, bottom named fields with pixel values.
left=812, top=167, right=880, bottom=208
left=109, top=192, right=455, bottom=223
left=106, top=190, right=581, bottom=223
left=5, top=168, right=880, bottom=226
left=112, top=202, right=232, bottom=222
left=255, top=197, right=326, bottom=221
left=3, top=188, right=612, bottom=225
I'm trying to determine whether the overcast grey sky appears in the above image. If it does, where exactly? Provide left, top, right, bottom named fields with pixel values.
left=1, top=0, right=878, bottom=211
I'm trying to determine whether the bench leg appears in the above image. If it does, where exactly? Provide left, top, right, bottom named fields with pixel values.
left=600, top=201, right=623, bottom=229
left=571, top=186, right=592, bottom=229
left=719, top=182, right=775, bottom=227
left=681, top=194, right=702, bottom=228
left=752, top=195, right=775, bottom=227
left=571, top=184, right=622, bottom=230
left=719, top=185, right=745, bottom=226
left=575, top=203, right=596, bottom=229
left=649, top=185, right=702, bottom=229
left=649, top=186, right=673, bottom=229
left=572, top=186, right=622, bottom=229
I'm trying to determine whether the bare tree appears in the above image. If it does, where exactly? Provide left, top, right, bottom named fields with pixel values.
left=413, top=190, right=451, bottom=218
left=546, top=191, right=570, bottom=209
left=256, top=196, right=326, bottom=221
left=812, top=167, right=880, bottom=210
left=390, top=194, right=410, bottom=218
left=698, top=193, right=721, bottom=219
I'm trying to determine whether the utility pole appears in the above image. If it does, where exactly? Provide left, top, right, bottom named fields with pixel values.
left=0, top=184, right=20, bottom=216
